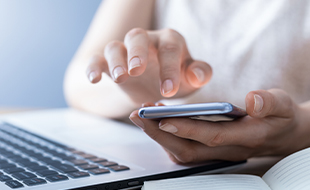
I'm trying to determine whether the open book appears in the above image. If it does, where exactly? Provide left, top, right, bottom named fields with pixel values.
left=142, top=147, right=310, bottom=190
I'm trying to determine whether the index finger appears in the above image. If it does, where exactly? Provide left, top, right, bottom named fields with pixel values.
left=129, top=111, right=252, bottom=163
left=158, top=116, right=270, bottom=148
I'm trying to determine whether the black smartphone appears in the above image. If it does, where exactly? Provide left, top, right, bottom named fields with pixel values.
left=138, top=102, right=247, bottom=122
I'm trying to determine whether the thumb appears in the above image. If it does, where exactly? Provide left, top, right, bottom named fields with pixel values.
left=245, top=89, right=294, bottom=118
left=186, top=60, right=212, bottom=88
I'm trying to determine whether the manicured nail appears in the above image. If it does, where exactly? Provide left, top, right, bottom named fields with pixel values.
left=254, top=94, right=264, bottom=113
left=113, top=66, right=125, bottom=81
left=192, top=67, right=205, bottom=83
left=129, top=57, right=141, bottom=71
left=88, top=72, right=97, bottom=82
left=162, top=79, right=173, bottom=95
left=129, top=114, right=145, bottom=129
left=159, top=123, right=178, bottom=133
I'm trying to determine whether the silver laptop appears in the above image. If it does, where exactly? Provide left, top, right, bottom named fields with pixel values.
left=0, top=108, right=245, bottom=190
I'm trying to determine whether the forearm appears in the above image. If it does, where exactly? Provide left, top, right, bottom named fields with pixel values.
left=64, top=0, right=155, bottom=118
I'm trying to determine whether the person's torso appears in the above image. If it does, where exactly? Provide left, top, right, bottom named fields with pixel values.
left=154, top=0, right=310, bottom=107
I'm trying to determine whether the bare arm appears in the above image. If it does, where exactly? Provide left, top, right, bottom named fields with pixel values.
left=64, top=0, right=155, bottom=118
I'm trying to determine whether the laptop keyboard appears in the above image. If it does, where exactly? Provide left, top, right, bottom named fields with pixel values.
left=0, top=123, right=130, bottom=189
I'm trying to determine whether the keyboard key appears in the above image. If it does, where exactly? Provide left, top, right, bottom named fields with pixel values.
left=67, top=171, right=90, bottom=178
left=88, top=168, right=110, bottom=175
left=5, top=180, right=24, bottom=189
left=88, top=157, right=107, bottom=163
left=9, top=144, right=22, bottom=149
left=30, top=153, right=45, bottom=158
left=36, top=170, right=58, bottom=177
left=0, top=147, right=10, bottom=152
left=0, top=151, right=12, bottom=157
left=51, top=152, right=65, bottom=157
left=8, top=156, right=26, bottom=162
left=45, top=149, right=59, bottom=155
left=79, top=153, right=96, bottom=159
left=23, top=178, right=47, bottom=186
left=34, top=144, right=48, bottom=150
left=79, top=164, right=99, bottom=170
left=65, top=147, right=76, bottom=151
left=4, top=167, right=25, bottom=174
left=38, top=157, right=58, bottom=164
left=25, top=151, right=42, bottom=157
left=109, top=165, right=130, bottom=172
left=31, top=143, right=45, bottom=149
left=12, top=172, right=36, bottom=180
left=0, top=174, right=13, bottom=182
left=23, top=150, right=38, bottom=156
left=69, top=159, right=89, bottom=166
left=70, top=150, right=85, bottom=155
left=32, top=155, right=48, bottom=161
left=47, top=161, right=63, bottom=166
left=58, top=155, right=75, bottom=161
left=0, top=163, right=16, bottom=169
left=51, top=164, right=78, bottom=173
left=12, top=158, right=30, bottom=163
left=97, top=161, right=118, bottom=167
left=2, top=152, right=19, bottom=158
left=0, top=159, right=9, bottom=164
left=46, top=174, right=69, bottom=182
left=14, top=146, right=27, bottom=152
left=27, top=165, right=48, bottom=172
left=18, top=161, right=39, bottom=167
left=53, top=153, right=75, bottom=160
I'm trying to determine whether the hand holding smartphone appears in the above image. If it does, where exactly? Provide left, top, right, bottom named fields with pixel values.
left=138, top=102, right=247, bottom=122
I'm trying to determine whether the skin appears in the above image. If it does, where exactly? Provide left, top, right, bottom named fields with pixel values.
left=64, top=0, right=211, bottom=118
left=64, top=0, right=156, bottom=118
left=129, top=89, right=310, bottom=163
left=87, top=28, right=212, bottom=105
left=65, top=0, right=310, bottom=163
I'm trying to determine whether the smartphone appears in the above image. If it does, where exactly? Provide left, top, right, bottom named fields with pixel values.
left=138, top=102, right=247, bottom=122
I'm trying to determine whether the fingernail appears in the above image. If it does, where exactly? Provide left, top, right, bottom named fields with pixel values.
left=129, top=57, right=141, bottom=71
left=254, top=94, right=264, bottom=113
left=129, top=114, right=145, bottom=129
left=113, top=66, right=125, bottom=80
left=88, top=72, right=97, bottom=82
left=162, top=79, right=173, bottom=95
left=192, top=67, right=205, bottom=83
left=159, top=123, right=178, bottom=133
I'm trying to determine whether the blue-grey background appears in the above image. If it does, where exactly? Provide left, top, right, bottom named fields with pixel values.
left=0, top=0, right=101, bottom=108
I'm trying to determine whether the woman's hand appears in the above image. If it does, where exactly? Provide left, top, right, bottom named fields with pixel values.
left=86, top=28, right=212, bottom=105
left=129, top=89, right=310, bottom=163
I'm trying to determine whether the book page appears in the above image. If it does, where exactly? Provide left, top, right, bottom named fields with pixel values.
left=142, top=174, right=271, bottom=190
left=263, top=147, right=310, bottom=190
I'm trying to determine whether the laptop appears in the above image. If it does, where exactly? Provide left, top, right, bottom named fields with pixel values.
left=0, top=108, right=245, bottom=190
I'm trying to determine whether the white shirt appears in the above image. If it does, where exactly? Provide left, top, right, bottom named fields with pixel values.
left=154, top=0, right=310, bottom=108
